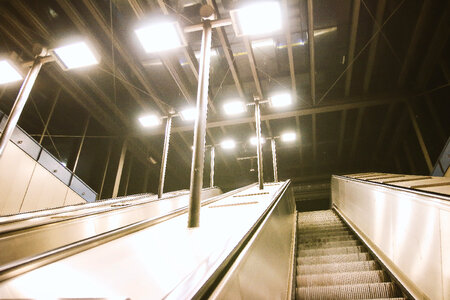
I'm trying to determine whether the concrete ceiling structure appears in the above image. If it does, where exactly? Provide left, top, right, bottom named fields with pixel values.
left=0, top=0, right=448, bottom=197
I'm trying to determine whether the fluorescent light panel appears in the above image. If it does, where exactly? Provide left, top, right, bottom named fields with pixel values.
left=0, top=60, right=23, bottom=84
left=250, top=136, right=265, bottom=145
left=139, top=114, right=161, bottom=127
left=281, top=132, right=296, bottom=142
left=135, top=22, right=184, bottom=53
left=179, top=107, right=197, bottom=121
left=221, top=139, right=236, bottom=149
left=234, top=1, right=282, bottom=36
left=270, top=93, right=292, bottom=107
left=53, top=42, right=98, bottom=69
left=223, top=100, right=246, bottom=115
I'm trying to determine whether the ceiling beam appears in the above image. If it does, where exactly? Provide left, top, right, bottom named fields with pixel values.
left=344, top=0, right=361, bottom=97
left=363, top=0, right=386, bottom=94
left=243, top=37, right=263, bottom=98
left=282, top=0, right=297, bottom=100
left=397, top=0, right=432, bottom=87
left=307, top=0, right=316, bottom=104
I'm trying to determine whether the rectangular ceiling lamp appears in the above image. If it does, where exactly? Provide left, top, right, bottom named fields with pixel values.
left=0, top=60, right=23, bottom=84
left=53, top=41, right=99, bottom=70
left=135, top=21, right=186, bottom=53
left=230, top=1, right=282, bottom=36
left=269, top=92, right=292, bottom=107
left=139, top=114, right=161, bottom=127
left=179, top=107, right=197, bottom=121
left=221, top=139, right=236, bottom=149
left=223, top=100, right=247, bottom=115
left=281, top=132, right=296, bottom=142
left=250, top=136, right=266, bottom=145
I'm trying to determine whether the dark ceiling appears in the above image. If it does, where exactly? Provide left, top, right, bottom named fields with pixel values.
left=0, top=0, right=448, bottom=197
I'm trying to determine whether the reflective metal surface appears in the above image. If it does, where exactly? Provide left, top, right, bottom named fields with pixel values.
left=332, top=174, right=450, bottom=300
left=0, top=182, right=289, bottom=299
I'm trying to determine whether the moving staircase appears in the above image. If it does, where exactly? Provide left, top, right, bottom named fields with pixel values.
left=295, top=210, right=407, bottom=299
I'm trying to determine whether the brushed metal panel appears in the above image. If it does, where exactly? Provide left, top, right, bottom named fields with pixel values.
left=20, top=165, right=68, bottom=213
left=70, top=175, right=96, bottom=203
left=37, top=149, right=72, bottom=185
left=441, top=209, right=450, bottom=300
left=64, top=189, right=87, bottom=206
left=0, top=142, right=36, bottom=215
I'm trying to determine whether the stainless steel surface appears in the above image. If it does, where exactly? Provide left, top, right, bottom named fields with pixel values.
left=0, top=55, right=44, bottom=157
left=210, top=146, right=215, bottom=188
left=0, top=183, right=287, bottom=298
left=0, top=117, right=41, bottom=160
left=112, top=139, right=127, bottom=198
left=188, top=20, right=212, bottom=228
left=332, top=174, right=450, bottom=300
left=158, top=116, right=172, bottom=199
left=0, top=188, right=222, bottom=267
left=209, top=181, right=295, bottom=299
left=271, top=138, right=278, bottom=182
left=70, top=175, right=96, bottom=203
left=37, top=149, right=72, bottom=185
left=255, top=100, right=264, bottom=190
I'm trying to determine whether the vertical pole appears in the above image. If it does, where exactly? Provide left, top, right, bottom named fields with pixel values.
left=255, top=100, right=264, bottom=190
left=210, top=146, right=215, bottom=188
left=72, top=116, right=90, bottom=173
left=188, top=19, right=212, bottom=228
left=142, top=167, right=150, bottom=193
left=0, top=56, right=44, bottom=156
left=158, top=116, right=172, bottom=199
left=99, top=139, right=113, bottom=199
left=124, top=157, right=133, bottom=196
left=39, top=88, right=61, bottom=144
left=271, top=138, right=278, bottom=182
left=112, top=139, right=127, bottom=198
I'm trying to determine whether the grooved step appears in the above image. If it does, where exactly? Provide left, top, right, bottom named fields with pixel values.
left=296, top=282, right=400, bottom=299
left=298, top=224, right=347, bottom=232
left=298, top=233, right=356, bottom=244
left=299, top=229, right=351, bottom=238
left=298, top=245, right=366, bottom=257
left=298, top=239, right=360, bottom=250
left=297, top=252, right=371, bottom=265
left=297, top=260, right=379, bottom=275
left=297, top=270, right=389, bottom=287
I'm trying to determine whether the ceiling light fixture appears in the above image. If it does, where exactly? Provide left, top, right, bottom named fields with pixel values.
left=221, top=139, right=236, bottom=149
left=0, top=60, right=23, bottom=84
left=281, top=132, right=296, bottom=142
left=231, top=1, right=282, bottom=36
left=135, top=21, right=185, bottom=53
left=139, top=114, right=161, bottom=127
left=179, top=107, right=197, bottom=121
left=250, top=136, right=266, bottom=146
left=269, top=92, right=292, bottom=107
left=53, top=41, right=99, bottom=70
left=223, top=100, right=247, bottom=115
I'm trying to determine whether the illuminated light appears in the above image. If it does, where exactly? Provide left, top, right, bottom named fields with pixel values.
left=221, top=139, right=236, bottom=149
left=0, top=60, right=23, bottom=84
left=179, top=107, right=197, bottom=121
left=139, top=114, right=161, bottom=127
left=250, top=136, right=266, bottom=145
left=195, top=49, right=218, bottom=58
left=53, top=42, right=99, bottom=69
left=252, top=38, right=275, bottom=48
left=281, top=132, right=296, bottom=142
left=232, top=1, right=282, bottom=36
left=269, top=92, right=292, bottom=107
left=135, top=21, right=184, bottom=53
left=223, top=100, right=246, bottom=115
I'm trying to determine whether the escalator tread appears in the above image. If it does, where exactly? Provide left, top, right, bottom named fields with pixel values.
left=295, top=210, right=405, bottom=299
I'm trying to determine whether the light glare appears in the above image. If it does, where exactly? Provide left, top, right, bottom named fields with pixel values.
left=252, top=39, right=275, bottom=48
left=270, top=93, right=292, bottom=107
left=223, top=101, right=246, bottom=115
left=135, top=22, right=183, bottom=53
left=53, top=42, right=98, bottom=69
left=235, top=2, right=282, bottom=36
left=250, top=136, right=266, bottom=146
left=179, top=108, right=197, bottom=121
left=139, top=114, right=161, bottom=127
left=281, top=132, right=296, bottom=142
left=221, top=139, right=236, bottom=149
left=0, top=60, right=23, bottom=84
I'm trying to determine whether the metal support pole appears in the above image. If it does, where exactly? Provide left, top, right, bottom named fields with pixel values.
left=0, top=55, right=44, bottom=156
left=406, top=103, right=433, bottom=172
left=255, top=100, right=264, bottom=190
left=271, top=138, right=278, bottom=182
left=210, top=146, right=215, bottom=188
left=188, top=18, right=212, bottom=228
left=39, top=88, right=61, bottom=144
left=158, top=116, right=172, bottom=199
left=124, top=157, right=133, bottom=196
left=112, top=139, right=127, bottom=198
left=72, top=116, right=90, bottom=173
left=99, top=140, right=113, bottom=199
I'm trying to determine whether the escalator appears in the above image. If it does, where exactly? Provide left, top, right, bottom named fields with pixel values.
left=295, top=210, right=407, bottom=299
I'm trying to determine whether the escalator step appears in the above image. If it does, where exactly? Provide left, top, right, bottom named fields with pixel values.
left=298, top=233, right=356, bottom=244
left=297, top=252, right=371, bottom=265
left=298, top=229, right=351, bottom=238
left=298, top=239, right=360, bottom=250
left=297, top=270, right=389, bottom=287
left=298, top=245, right=366, bottom=257
left=297, top=260, right=379, bottom=275
left=299, top=224, right=346, bottom=232
left=296, top=282, right=400, bottom=299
